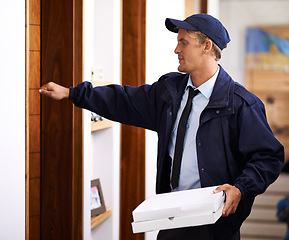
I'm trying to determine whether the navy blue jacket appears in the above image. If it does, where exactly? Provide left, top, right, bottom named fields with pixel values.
left=70, top=65, right=284, bottom=239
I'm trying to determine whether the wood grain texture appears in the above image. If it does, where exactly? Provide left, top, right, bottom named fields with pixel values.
left=29, top=115, right=40, bottom=153
left=29, top=25, right=40, bottom=51
left=29, top=153, right=41, bottom=179
left=200, top=0, right=208, bottom=14
left=26, top=0, right=41, bottom=239
left=29, top=178, right=40, bottom=216
left=120, top=0, right=146, bottom=239
left=29, top=51, right=40, bottom=89
left=29, top=89, right=40, bottom=115
left=29, top=215, right=40, bottom=240
left=42, top=0, right=73, bottom=237
left=29, top=0, right=40, bottom=25
left=41, top=0, right=83, bottom=239
left=25, top=2, right=30, bottom=239
left=91, top=207, right=112, bottom=230
left=72, top=0, right=84, bottom=238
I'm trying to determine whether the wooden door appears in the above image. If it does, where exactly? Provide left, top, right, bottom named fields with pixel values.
left=25, top=0, right=83, bottom=239
left=41, top=0, right=83, bottom=239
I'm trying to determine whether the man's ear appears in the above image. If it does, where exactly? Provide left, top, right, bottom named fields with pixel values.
left=203, top=39, right=213, bottom=52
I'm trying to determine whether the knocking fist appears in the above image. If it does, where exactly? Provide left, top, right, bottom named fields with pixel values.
left=39, top=82, right=69, bottom=100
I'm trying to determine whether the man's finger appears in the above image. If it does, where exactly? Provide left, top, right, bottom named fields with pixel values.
left=39, top=88, right=52, bottom=97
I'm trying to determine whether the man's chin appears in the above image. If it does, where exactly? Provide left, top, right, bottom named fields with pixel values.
left=177, top=66, right=188, bottom=73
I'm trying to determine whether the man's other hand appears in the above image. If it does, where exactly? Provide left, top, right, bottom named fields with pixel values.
left=214, top=184, right=242, bottom=217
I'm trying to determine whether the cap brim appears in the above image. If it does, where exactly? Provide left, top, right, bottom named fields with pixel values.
left=165, top=18, right=198, bottom=33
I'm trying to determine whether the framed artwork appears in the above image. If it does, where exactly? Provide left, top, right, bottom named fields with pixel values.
left=246, top=26, right=289, bottom=71
left=91, top=179, right=106, bottom=217
left=246, top=26, right=289, bottom=161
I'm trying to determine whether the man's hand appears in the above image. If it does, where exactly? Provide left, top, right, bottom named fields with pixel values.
left=214, top=184, right=242, bottom=217
left=39, top=82, right=69, bottom=100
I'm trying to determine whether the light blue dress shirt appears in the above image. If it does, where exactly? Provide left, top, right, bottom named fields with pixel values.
left=169, top=67, right=220, bottom=191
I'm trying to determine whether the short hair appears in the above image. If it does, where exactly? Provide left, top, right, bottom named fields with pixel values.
left=187, top=30, right=223, bottom=61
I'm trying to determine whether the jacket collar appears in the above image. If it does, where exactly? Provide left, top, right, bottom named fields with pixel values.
left=163, top=72, right=188, bottom=100
left=207, top=65, right=234, bottom=109
left=163, top=65, right=234, bottom=110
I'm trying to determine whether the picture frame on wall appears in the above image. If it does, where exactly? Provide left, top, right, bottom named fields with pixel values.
left=91, top=178, right=106, bottom=217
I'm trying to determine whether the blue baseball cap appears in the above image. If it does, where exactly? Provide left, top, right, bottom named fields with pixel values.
left=165, top=13, right=230, bottom=50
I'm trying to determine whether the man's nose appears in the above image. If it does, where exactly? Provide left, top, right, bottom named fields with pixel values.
left=174, top=44, right=180, bottom=54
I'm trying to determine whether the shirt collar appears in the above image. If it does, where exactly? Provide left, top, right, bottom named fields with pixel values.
left=186, top=66, right=219, bottom=100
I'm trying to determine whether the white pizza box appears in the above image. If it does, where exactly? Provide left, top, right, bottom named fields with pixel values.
left=131, top=186, right=225, bottom=233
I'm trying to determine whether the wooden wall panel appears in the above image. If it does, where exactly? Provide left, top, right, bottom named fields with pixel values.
left=29, top=178, right=41, bottom=216
left=29, top=215, right=40, bottom=240
left=29, top=153, right=41, bottom=179
left=121, top=0, right=146, bottom=240
left=26, top=0, right=41, bottom=239
left=29, top=52, right=40, bottom=88
left=29, top=90, right=41, bottom=115
left=29, top=25, right=40, bottom=51
left=29, top=0, right=40, bottom=25
left=29, top=115, right=40, bottom=153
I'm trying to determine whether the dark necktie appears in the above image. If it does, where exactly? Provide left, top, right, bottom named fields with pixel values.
left=171, top=87, right=199, bottom=189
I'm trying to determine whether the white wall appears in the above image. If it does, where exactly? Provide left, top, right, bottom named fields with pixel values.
left=0, top=0, right=26, bottom=239
left=145, top=1, right=185, bottom=239
left=83, top=0, right=121, bottom=240
left=218, top=0, right=289, bottom=85
left=207, top=0, right=219, bottom=18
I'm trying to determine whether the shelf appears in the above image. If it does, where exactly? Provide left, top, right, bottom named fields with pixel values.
left=91, top=119, right=113, bottom=132
left=91, top=207, right=112, bottom=230
left=91, top=80, right=112, bottom=87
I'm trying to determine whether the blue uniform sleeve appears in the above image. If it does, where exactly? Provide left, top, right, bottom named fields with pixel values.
left=233, top=96, right=284, bottom=199
left=69, top=81, right=158, bottom=131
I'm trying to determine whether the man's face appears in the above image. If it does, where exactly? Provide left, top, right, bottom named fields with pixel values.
left=174, top=28, right=203, bottom=74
